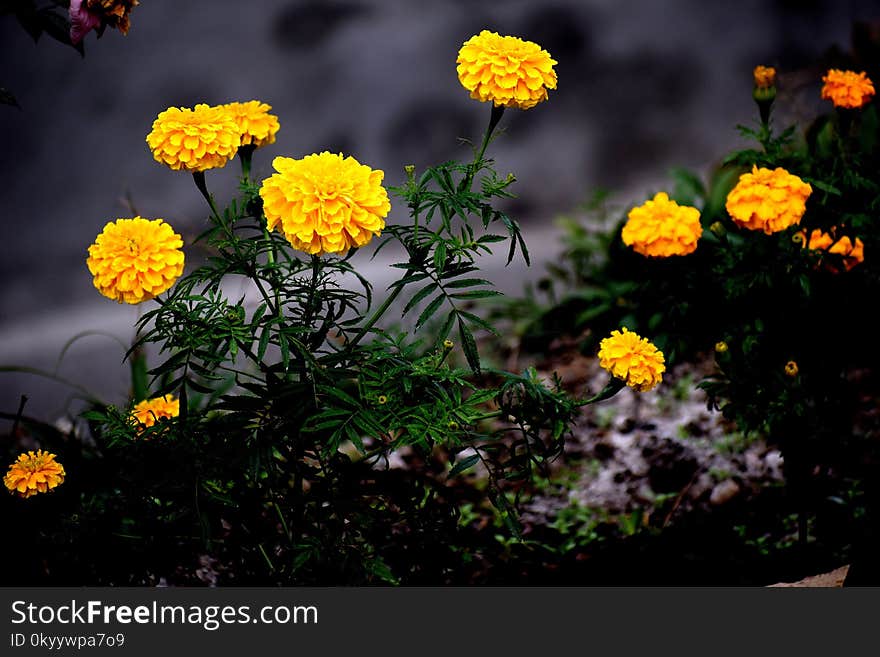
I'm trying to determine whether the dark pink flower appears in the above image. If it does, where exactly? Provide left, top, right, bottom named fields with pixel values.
left=69, top=0, right=101, bottom=45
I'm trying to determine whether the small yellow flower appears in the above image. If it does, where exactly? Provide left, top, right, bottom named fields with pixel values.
left=4, top=450, right=65, bottom=499
left=622, top=192, right=702, bottom=257
left=223, top=101, right=280, bottom=148
left=598, top=328, right=665, bottom=392
left=448, top=421, right=460, bottom=431
left=784, top=361, right=799, bottom=377
left=131, top=395, right=180, bottom=430
left=821, top=69, right=875, bottom=109
left=87, top=217, right=185, bottom=304
left=725, top=166, right=812, bottom=234
left=377, top=395, right=388, bottom=405
left=259, top=152, right=391, bottom=255
left=715, top=341, right=729, bottom=354
left=443, top=339, right=454, bottom=350
left=791, top=231, right=806, bottom=246
left=146, top=104, right=241, bottom=172
left=456, top=30, right=557, bottom=110
left=803, top=228, right=864, bottom=272
left=753, top=65, right=776, bottom=89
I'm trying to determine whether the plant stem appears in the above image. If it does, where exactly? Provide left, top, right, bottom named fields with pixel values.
left=467, top=104, right=505, bottom=191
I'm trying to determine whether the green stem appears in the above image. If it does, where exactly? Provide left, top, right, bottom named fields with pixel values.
left=348, top=284, right=403, bottom=349
left=193, top=171, right=222, bottom=223
left=238, top=145, right=255, bottom=181
left=467, top=104, right=505, bottom=191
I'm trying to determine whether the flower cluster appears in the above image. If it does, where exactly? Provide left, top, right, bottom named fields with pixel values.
left=622, top=192, right=702, bottom=257
left=598, top=328, right=665, bottom=392
left=131, top=395, right=180, bottom=430
left=70, top=0, right=139, bottom=45
left=725, top=166, right=812, bottom=234
left=259, top=152, right=391, bottom=255
left=146, top=104, right=241, bottom=172
left=87, top=217, right=185, bottom=304
left=4, top=450, right=65, bottom=499
left=821, top=69, right=875, bottom=109
left=456, top=30, right=557, bottom=110
left=802, top=228, right=865, bottom=272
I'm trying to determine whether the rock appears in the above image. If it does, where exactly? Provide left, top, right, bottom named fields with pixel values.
left=709, top=479, right=741, bottom=506
left=768, top=565, right=849, bottom=588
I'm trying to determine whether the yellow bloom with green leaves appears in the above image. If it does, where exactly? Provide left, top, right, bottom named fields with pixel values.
left=725, top=166, right=812, bottom=234
left=598, top=328, right=665, bottom=392
left=622, top=192, right=702, bottom=257
left=456, top=30, right=557, bottom=110
left=87, top=217, right=184, bottom=304
left=4, top=450, right=65, bottom=499
left=259, top=152, right=390, bottom=255
left=821, top=69, right=875, bottom=109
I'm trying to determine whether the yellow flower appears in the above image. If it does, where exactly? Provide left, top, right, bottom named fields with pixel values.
left=803, top=228, right=864, bottom=272
left=821, top=69, right=875, bottom=109
left=753, top=65, right=776, bottom=89
left=87, top=218, right=184, bottom=304
left=598, top=328, right=665, bottom=392
left=259, top=152, right=391, bottom=255
left=4, top=450, right=65, bottom=499
left=725, top=166, right=812, bottom=234
left=377, top=395, right=388, bottom=405
left=715, top=341, right=729, bottom=354
left=223, top=101, right=280, bottom=148
left=784, top=361, right=799, bottom=377
left=443, top=339, right=454, bottom=350
left=622, top=192, right=702, bottom=257
left=146, top=104, right=241, bottom=172
left=456, top=30, right=557, bottom=110
left=131, top=395, right=180, bottom=430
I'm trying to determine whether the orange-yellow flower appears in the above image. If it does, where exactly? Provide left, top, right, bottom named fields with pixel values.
left=784, top=360, right=799, bottom=377
left=146, top=104, right=241, bottom=172
left=4, top=450, right=65, bottom=499
left=223, top=101, right=280, bottom=148
left=753, top=65, right=776, bottom=89
left=725, top=166, right=812, bottom=234
left=131, top=395, right=180, bottom=430
left=456, top=30, right=557, bottom=110
left=821, top=69, right=875, bottom=109
left=598, top=328, right=665, bottom=392
left=801, top=228, right=864, bottom=272
left=622, top=192, right=702, bottom=257
left=259, top=152, right=390, bottom=255
left=87, top=217, right=184, bottom=304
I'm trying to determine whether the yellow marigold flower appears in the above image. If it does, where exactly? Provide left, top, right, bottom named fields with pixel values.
left=4, top=450, right=65, bottom=499
left=715, top=341, right=729, bottom=354
left=784, top=360, right=799, bottom=377
left=804, top=228, right=864, bottom=272
left=821, top=69, right=875, bottom=109
left=131, top=395, right=180, bottom=430
left=598, top=328, right=665, bottom=392
left=725, top=166, right=812, bottom=234
left=753, top=65, right=776, bottom=89
left=622, top=192, right=702, bottom=257
left=259, top=152, right=391, bottom=255
left=223, top=101, right=280, bottom=148
left=87, top=217, right=185, bottom=304
left=146, top=104, right=241, bottom=172
left=456, top=30, right=557, bottom=110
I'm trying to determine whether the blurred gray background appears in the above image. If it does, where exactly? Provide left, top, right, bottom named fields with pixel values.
left=1, top=0, right=878, bottom=421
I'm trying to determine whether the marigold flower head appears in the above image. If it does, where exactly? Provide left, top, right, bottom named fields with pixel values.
left=131, top=395, right=180, bottom=430
left=622, top=192, right=702, bottom=257
left=821, top=69, right=875, bottom=109
left=4, top=450, right=65, bottom=499
left=223, top=101, right=280, bottom=148
left=784, top=360, right=799, bottom=377
left=753, top=65, right=776, bottom=89
left=259, top=152, right=390, bottom=255
left=725, top=166, right=812, bottom=234
left=456, top=30, right=557, bottom=110
left=70, top=0, right=139, bottom=45
left=598, top=328, right=665, bottom=392
left=87, top=217, right=185, bottom=304
left=803, top=228, right=864, bottom=272
left=146, top=104, right=241, bottom=172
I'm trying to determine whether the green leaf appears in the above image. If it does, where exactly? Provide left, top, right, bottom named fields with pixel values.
left=402, top=281, right=439, bottom=316
left=449, top=454, right=480, bottom=476
left=443, top=277, right=494, bottom=289
left=416, top=294, right=445, bottom=329
left=458, top=319, right=481, bottom=374
left=450, top=289, right=503, bottom=300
